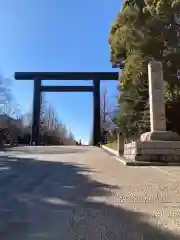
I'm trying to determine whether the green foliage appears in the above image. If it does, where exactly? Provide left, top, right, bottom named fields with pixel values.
left=109, top=0, right=180, bottom=138
left=143, top=0, right=180, bottom=20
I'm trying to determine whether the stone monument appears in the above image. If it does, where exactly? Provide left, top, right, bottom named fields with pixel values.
left=124, top=59, right=180, bottom=163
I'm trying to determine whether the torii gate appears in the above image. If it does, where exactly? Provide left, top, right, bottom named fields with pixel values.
left=15, top=72, right=118, bottom=146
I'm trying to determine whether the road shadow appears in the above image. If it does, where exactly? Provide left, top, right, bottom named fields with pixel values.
left=0, top=154, right=179, bottom=239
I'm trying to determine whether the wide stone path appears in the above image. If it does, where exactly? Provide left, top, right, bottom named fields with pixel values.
left=0, top=146, right=180, bottom=239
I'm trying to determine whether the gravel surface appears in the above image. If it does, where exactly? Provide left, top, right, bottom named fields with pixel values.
left=0, top=146, right=180, bottom=239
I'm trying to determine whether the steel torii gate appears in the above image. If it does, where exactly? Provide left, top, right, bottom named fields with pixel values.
left=15, top=72, right=118, bottom=146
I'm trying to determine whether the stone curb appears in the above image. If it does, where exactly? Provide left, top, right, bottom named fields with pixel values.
left=101, top=145, right=119, bottom=156
left=101, top=145, right=129, bottom=165
left=102, top=145, right=180, bottom=167
left=123, top=159, right=180, bottom=167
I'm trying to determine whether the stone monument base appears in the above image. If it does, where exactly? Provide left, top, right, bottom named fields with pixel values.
left=140, top=131, right=180, bottom=141
left=124, top=139, right=180, bottom=162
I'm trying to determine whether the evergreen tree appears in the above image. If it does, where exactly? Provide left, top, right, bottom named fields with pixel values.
left=109, top=0, right=180, bottom=138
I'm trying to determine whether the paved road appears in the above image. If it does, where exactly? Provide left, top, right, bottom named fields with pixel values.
left=0, top=146, right=180, bottom=239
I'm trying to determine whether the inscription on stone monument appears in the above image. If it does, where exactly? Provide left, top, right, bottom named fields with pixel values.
left=148, top=60, right=166, bottom=132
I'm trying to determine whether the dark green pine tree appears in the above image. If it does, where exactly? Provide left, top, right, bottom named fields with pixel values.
left=109, top=0, right=180, bottom=138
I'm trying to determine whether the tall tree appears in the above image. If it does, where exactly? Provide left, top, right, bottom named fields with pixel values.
left=20, top=96, right=76, bottom=145
left=100, top=87, right=109, bottom=130
left=109, top=0, right=180, bottom=138
left=0, top=73, right=23, bottom=147
left=0, top=74, right=12, bottom=114
left=100, top=87, right=117, bottom=131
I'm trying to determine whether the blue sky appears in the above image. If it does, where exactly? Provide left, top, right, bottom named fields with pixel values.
left=0, top=0, right=121, bottom=144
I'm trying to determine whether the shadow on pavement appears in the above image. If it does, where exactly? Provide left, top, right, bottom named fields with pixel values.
left=0, top=155, right=179, bottom=239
